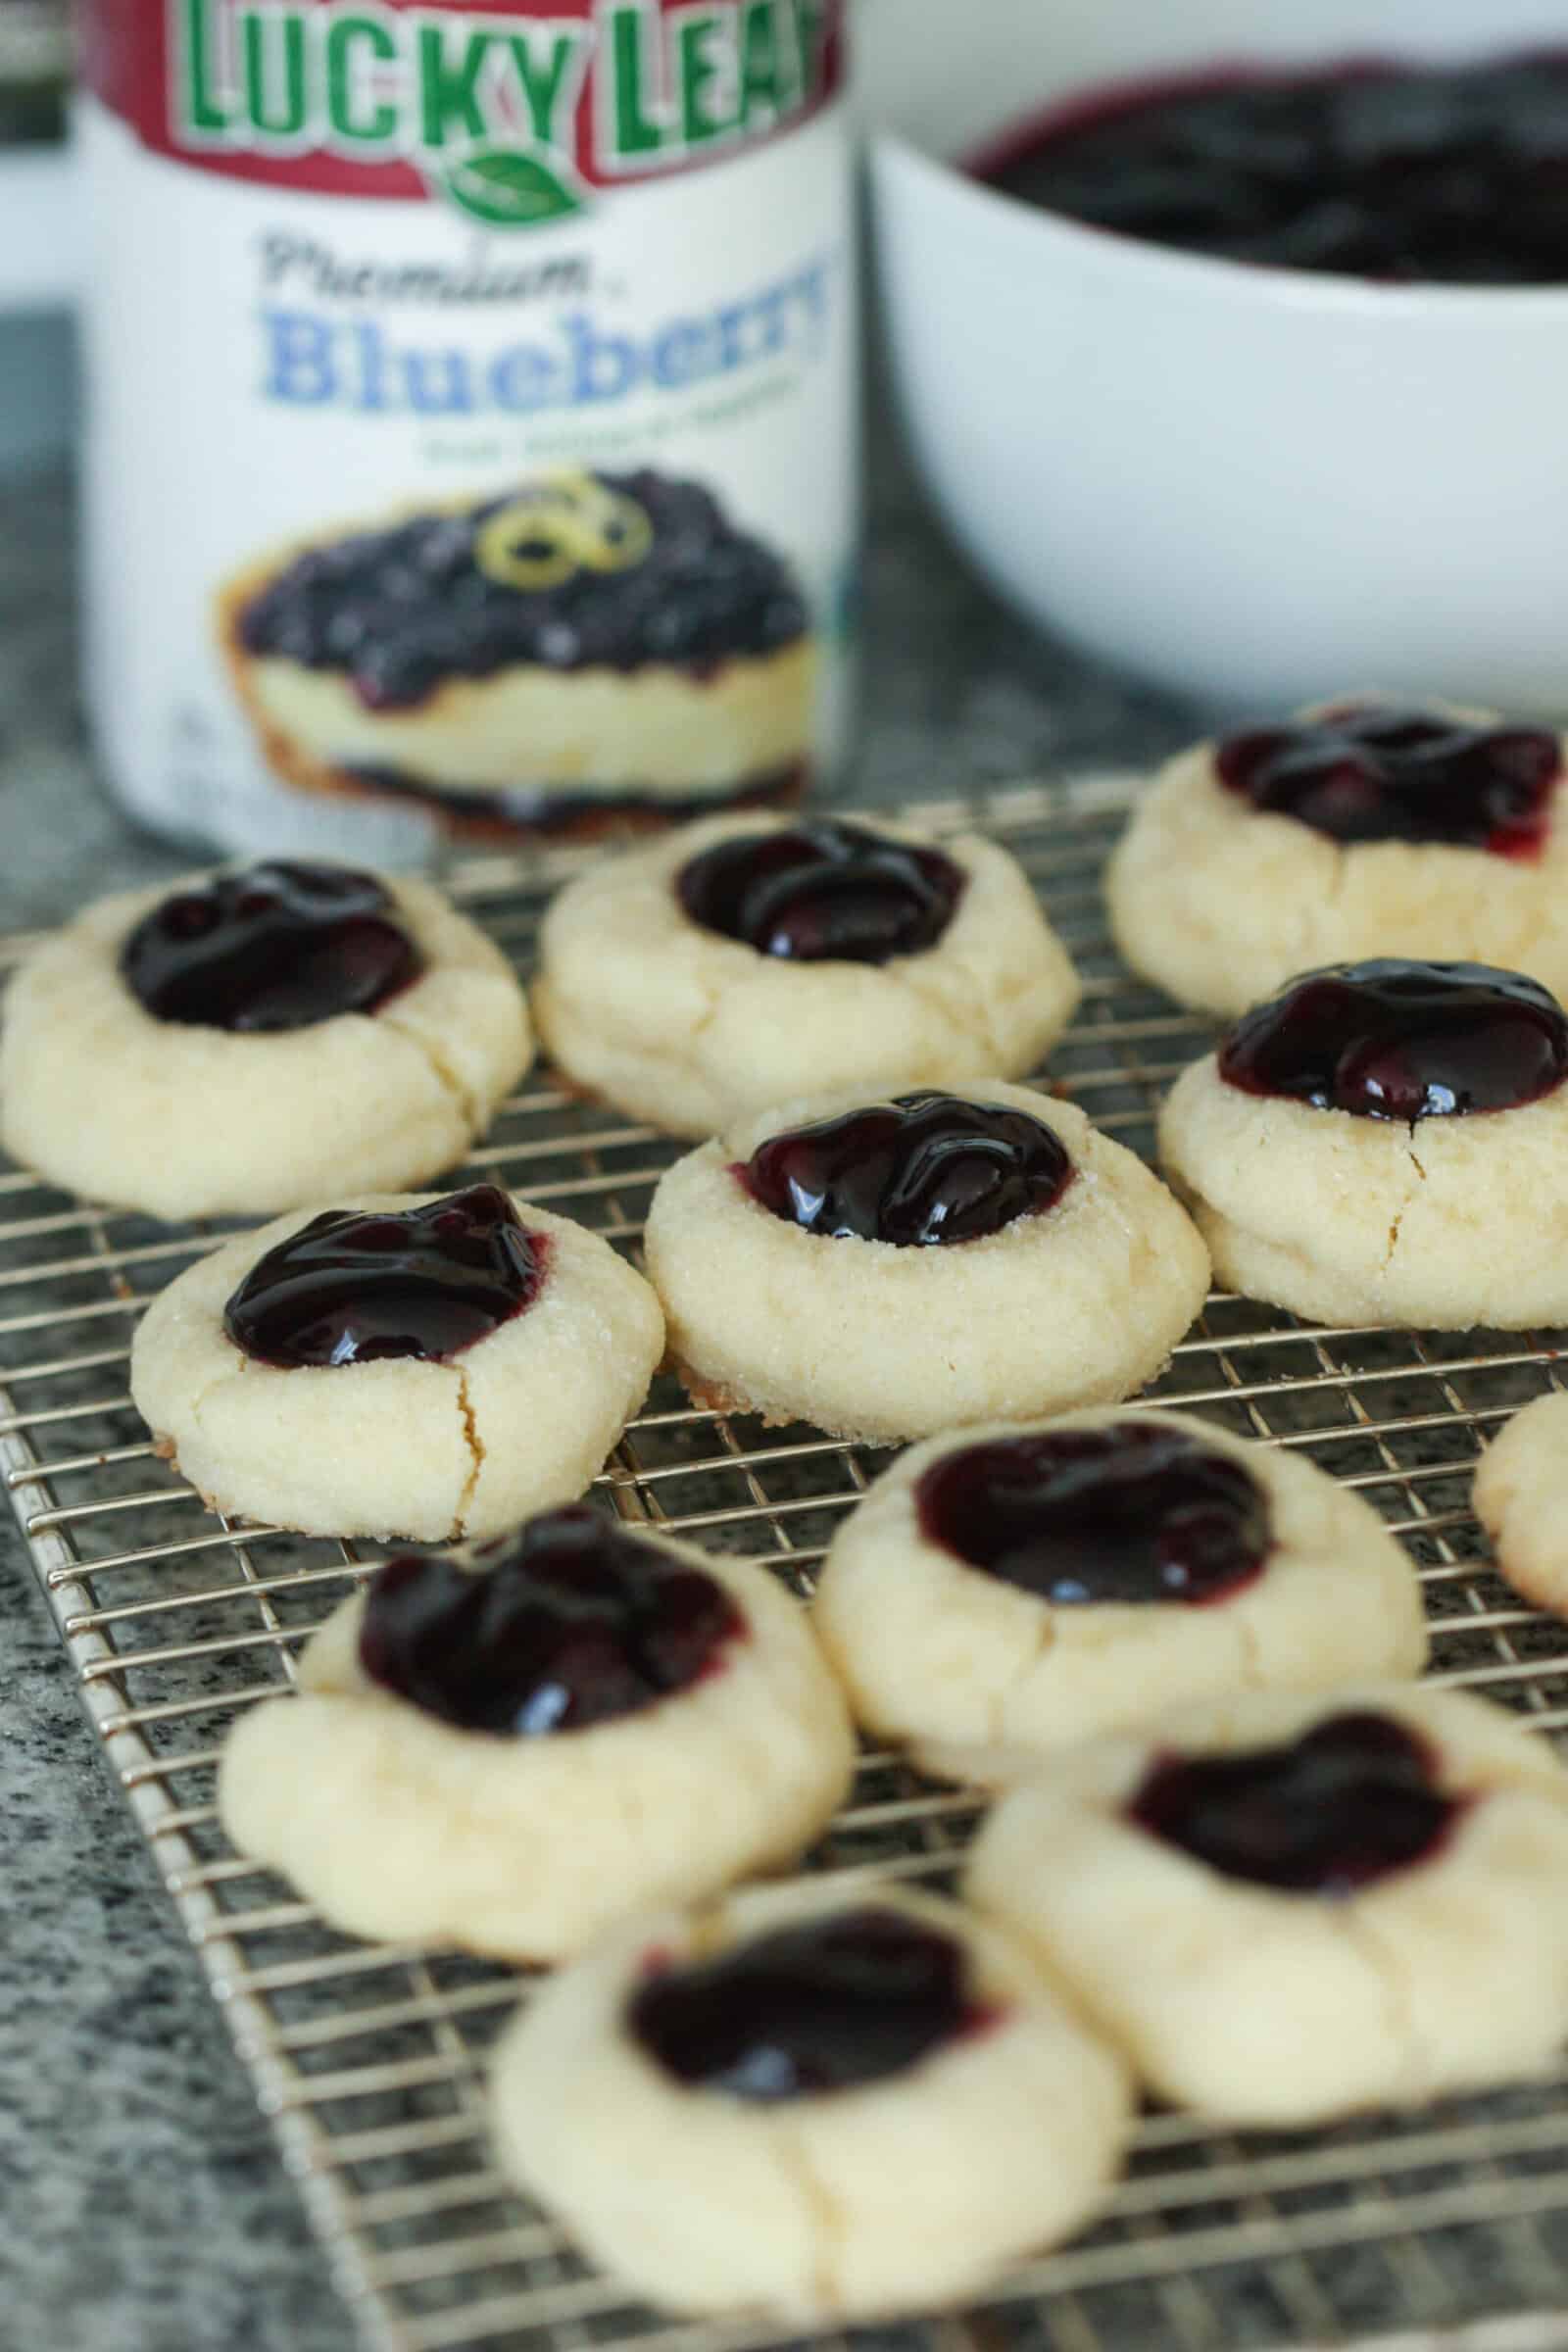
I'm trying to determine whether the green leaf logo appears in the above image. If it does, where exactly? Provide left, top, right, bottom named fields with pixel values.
left=436, top=148, right=586, bottom=228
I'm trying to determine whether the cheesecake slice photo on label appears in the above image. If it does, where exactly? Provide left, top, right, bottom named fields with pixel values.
left=216, top=467, right=818, bottom=833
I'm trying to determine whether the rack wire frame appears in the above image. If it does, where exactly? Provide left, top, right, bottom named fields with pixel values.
left=9, top=775, right=1568, bottom=2352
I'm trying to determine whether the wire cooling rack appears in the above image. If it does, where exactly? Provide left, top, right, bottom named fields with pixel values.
left=8, top=775, right=1568, bottom=2352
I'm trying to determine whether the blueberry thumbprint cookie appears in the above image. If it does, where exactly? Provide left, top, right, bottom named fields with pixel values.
left=1108, top=700, right=1568, bottom=1015
left=220, top=1508, right=854, bottom=1959
left=130, top=1186, right=662, bottom=1540
left=0, top=860, right=532, bottom=1219
left=1159, top=959, right=1568, bottom=1327
left=489, top=1883, right=1130, bottom=2317
left=815, top=1407, right=1426, bottom=1783
left=966, top=1686, right=1568, bottom=2125
left=532, top=811, right=1080, bottom=1137
left=219, top=470, right=816, bottom=833
left=644, top=1083, right=1209, bottom=1442
left=1475, top=1393, right=1568, bottom=1620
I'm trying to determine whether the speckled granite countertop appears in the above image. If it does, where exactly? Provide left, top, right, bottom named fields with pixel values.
left=0, top=436, right=1195, bottom=2352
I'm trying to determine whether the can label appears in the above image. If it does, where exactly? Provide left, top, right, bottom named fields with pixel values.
left=82, top=0, right=857, bottom=855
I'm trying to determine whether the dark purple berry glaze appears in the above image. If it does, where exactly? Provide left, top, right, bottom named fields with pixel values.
left=1218, top=959, right=1568, bottom=1123
left=737, top=1091, right=1074, bottom=1248
left=1213, top=706, right=1560, bottom=858
left=677, top=819, right=965, bottom=963
left=236, top=470, right=808, bottom=712
left=359, top=1505, right=745, bottom=1738
left=223, top=1184, right=546, bottom=1369
left=628, top=1908, right=997, bottom=2100
left=981, top=55, right=1568, bottom=285
left=916, top=1422, right=1270, bottom=1608
left=1129, top=1711, right=1462, bottom=1895
left=121, top=860, right=420, bottom=1032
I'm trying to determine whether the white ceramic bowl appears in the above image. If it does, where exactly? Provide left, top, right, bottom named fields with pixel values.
left=865, top=0, right=1568, bottom=714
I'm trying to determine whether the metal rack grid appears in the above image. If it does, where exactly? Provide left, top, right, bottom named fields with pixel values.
left=8, top=774, right=1568, bottom=2352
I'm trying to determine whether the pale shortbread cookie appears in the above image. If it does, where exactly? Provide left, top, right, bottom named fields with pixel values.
left=0, top=871, right=531, bottom=1220
left=531, top=813, right=1081, bottom=1138
left=130, top=1195, right=662, bottom=1541
left=644, top=1084, right=1210, bottom=1444
left=1160, top=1051, right=1568, bottom=1329
left=814, top=1407, right=1428, bottom=1784
left=1107, top=722, right=1568, bottom=1017
left=966, top=1685, right=1568, bottom=2126
left=489, top=1881, right=1131, bottom=2319
left=220, top=1538, right=855, bottom=1960
left=1475, top=1392, right=1568, bottom=1616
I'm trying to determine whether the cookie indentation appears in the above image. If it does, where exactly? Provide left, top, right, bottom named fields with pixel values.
left=1129, top=1710, right=1462, bottom=1893
left=359, top=1506, right=745, bottom=1737
left=677, top=819, right=965, bottom=964
left=916, top=1420, right=1271, bottom=1607
left=1218, top=959, right=1568, bottom=1121
left=121, top=860, right=421, bottom=1031
left=628, top=1907, right=995, bottom=2099
left=736, top=1091, right=1073, bottom=1246
left=223, top=1183, right=547, bottom=1367
left=1215, top=705, right=1560, bottom=857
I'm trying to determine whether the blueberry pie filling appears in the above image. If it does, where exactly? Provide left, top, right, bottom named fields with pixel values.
left=358, top=1505, right=746, bottom=1737
left=628, top=1909, right=998, bottom=2100
left=677, top=819, right=965, bottom=963
left=1218, top=959, right=1568, bottom=1122
left=916, top=1422, right=1271, bottom=1607
left=1212, top=706, right=1561, bottom=857
left=982, top=55, right=1568, bottom=287
left=224, top=1183, right=547, bottom=1368
left=737, top=1092, right=1074, bottom=1246
left=1128, top=1711, right=1464, bottom=1894
left=121, top=860, right=421, bottom=1032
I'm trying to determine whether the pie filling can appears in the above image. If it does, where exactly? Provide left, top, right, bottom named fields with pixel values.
left=80, top=0, right=858, bottom=858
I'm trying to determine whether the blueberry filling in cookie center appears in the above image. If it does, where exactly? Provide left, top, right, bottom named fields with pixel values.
left=916, top=1423, right=1271, bottom=1607
left=1214, top=705, right=1560, bottom=857
left=676, top=819, right=965, bottom=962
left=358, top=1506, right=745, bottom=1736
left=1218, top=959, right=1568, bottom=1122
left=736, top=1092, right=1074, bottom=1247
left=223, top=1184, right=547, bottom=1368
left=121, top=859, right=421, bottom=1032
left=1129, top=1711, right=1463, bottom=1894
left=628, top=1910, right=996, bottom=2100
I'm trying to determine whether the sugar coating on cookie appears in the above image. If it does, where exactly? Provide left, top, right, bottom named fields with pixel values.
left=1107, top=702, right=1568, bottom=1017
left=532, top=812, right=1081, bottom=1138
left=1160, top=960, right=1568, bottom=1329
left=0, top=859, right=533, bottom=1220
left=644, top=1082, right=1210, bottom=1444
left=488, top=1881, right=1131, bottom=2318
left=966, top=1684, right=1568, bottom=2125
left=1475, top=1392, right=1568, bottom=1617
left=130, top=1187, right=662, bottom=1540
left=814, top=1407, right=1428, bottom=1783
left=220, top=1513, right=856, bottom=1959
